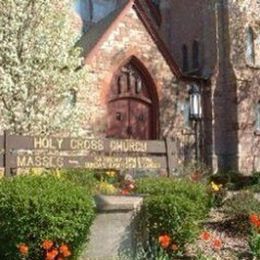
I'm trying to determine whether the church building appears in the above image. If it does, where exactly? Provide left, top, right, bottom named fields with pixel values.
left=74, top=0, right=260, bottom=174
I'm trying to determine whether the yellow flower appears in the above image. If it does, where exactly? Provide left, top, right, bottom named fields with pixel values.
left=97, top=182, right=117, bottom=195
left=106, top=171, right=116, bottom=177
left=211, top=181, right=222, bottom=192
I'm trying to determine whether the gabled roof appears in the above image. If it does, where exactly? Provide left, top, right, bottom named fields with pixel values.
left=78, top=0, right=200, bottom=81
left=79, top=0, right=129, bottom=59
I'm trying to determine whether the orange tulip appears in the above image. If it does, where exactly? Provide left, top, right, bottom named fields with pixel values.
left=120, top=189, right=129, bottom=195
left=249, top=214, right=258, bottom=224
left=256, top=219, right=260, bottom=228
left=42, top=240, right=54, bottom=250
left=159, top=234, right=171, bottom=248
left=211, top=238, right=223, bottom=250
left=200, top=231, right=211, bottom=241
left=59, top=244, right=71, bottom=257
left=46, top=249, right=59, bottom=260
left=18, top=243, right=29, bottom=255
left=249, top=214, right=259, bottom=227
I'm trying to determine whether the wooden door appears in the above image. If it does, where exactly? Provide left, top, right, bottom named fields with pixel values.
left=107, top=63, right=153, bottom=140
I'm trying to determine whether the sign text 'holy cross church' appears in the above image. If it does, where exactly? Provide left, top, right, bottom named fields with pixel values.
left=0, top=131, right=177, bottom=176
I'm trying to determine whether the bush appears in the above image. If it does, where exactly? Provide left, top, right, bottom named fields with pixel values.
left=57, top=169, right=99, bottom=194
left=211, top=171, right=259, bottom=191
left=135, top=178, right=211, bottom=255
left=223, top=191, right=260, bottom=216
left=135, top=177, right=211, bottom=206
left=0, top=175, right=96, bottom=259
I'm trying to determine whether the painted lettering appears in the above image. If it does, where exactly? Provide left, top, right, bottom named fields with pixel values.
left=69, top=139, right=104, bottom=151
left=33, top=137, right=63, bottom=150
left=110, top=140, right=147, bottom=153
left=17, top=155, right=64, bottom=168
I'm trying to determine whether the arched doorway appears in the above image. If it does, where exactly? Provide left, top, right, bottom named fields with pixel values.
left=106, top=59, right=158, bottom=140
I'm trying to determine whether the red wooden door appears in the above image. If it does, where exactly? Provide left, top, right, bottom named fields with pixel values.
left=107, top=63, right=153, bottom=140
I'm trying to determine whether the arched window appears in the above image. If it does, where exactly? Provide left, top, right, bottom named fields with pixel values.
left=246, top=26, right=255, bottom=65
left=182, top=44, right=189, bottom=72
left=256, top=101, right=260, bottom=131
left=192, top=40, right=199, bottom=69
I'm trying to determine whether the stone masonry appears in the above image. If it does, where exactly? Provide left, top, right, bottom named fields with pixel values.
left=160, top=0, right=260, bottom=173
left=78, top=5, right=196, bottom=168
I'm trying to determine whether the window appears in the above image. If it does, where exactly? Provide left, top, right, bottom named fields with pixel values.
left=183, top=99, right=191, bottom=128
left=182, top=44, right=189, bottom=72
left=152, top=0, right=160, bottom=9
left=245, top=26, right=255, bottom=65
left=256, top=102, right=260, bottom=131
left=192, top=40, right=199, bottom=69
left=65, top=89, right=77, bottom=109
left=184, top=99, right=190, bottom=128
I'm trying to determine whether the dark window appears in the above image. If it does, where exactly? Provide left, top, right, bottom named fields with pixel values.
left=152, top=0, right=160, bottom=9
left=192, top=40, right=199, bottom=69
left=246, top=26, right=255, bottom=65
left=182, top=44, right=189, bottom=72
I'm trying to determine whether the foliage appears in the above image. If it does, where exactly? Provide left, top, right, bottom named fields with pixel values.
left=135, top=177, right=211, bottom=204
left=55, top=169, right=99, bottom=195
left=250, top=172, right=260, bottom=192
left=211, top=171, right=259, bottom=191
left=96, top=181, right=118, bottom=195
left=0, top=175, right=95, bottom=259
left=135, top=178, right=211, bottom=255
left=119, top=241, right=172, bottom=260
left=175, top=161, right=211, bottom=182
left=209, top=181, right=226, bottom=207
left=249, top=231, right=260, bottom=258
left=0, top=0, right=90, bottom=135
left=248, top=213, right=260, bottom=258
left=223, top=191, right=260, bottom=216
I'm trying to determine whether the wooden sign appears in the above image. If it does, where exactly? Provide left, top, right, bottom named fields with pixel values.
left=0, top=131, right=177, bottom=176
left=7, top=135, right=166, bottom=153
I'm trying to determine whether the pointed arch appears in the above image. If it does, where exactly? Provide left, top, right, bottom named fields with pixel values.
left=106, top=56, right=159, bottom=139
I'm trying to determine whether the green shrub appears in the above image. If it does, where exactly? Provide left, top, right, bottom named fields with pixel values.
left=135, top=178, right=211, bottom=255
left=223, top=191, right=260, bottom=216
left=249, top=231, right=260, bottom=258
left=57, top=169, right=99, bottom=194
left=0, top=175, right=95, bottom=259
left=211, top=171, right=260, bottom=191
left=135, top=177, right=211, bottom=206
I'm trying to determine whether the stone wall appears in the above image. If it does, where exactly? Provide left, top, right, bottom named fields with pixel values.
left=79, top=6, right=196, bottom=167
left=159, top=0, right=260, bottom=173
left=227, top=0, right=260, bottom=172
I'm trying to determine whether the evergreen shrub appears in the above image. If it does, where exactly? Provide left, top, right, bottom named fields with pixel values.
left=0, top=175, right=95, bottom=259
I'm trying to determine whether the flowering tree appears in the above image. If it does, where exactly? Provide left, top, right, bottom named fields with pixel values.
left=0, top=0, right=88, bottom=135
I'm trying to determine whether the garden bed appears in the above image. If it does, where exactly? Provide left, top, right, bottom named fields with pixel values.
left=0, top=169, right=259, bottom=259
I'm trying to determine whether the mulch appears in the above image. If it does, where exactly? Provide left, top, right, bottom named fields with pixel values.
left=186, top=208, right=252, bottom=260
